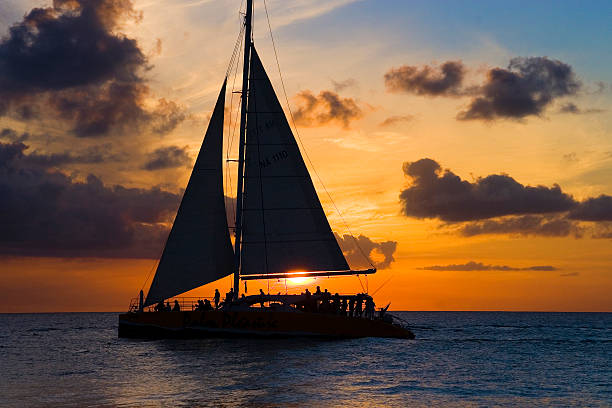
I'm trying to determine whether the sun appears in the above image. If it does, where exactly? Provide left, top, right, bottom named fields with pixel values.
left=286, top=277, right=316, bottom=286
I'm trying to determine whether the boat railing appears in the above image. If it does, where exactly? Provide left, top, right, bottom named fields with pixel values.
left=128, top=296, right=216, bottom=313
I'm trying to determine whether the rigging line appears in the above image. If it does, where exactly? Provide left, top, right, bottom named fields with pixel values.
left=371, top=274, right=393, bottom=296
left=261, top=0, right=374, bottom=269
left=139, top=258, right=159, bottom=293
left=226, top=26, right=244, bottom=221
left=356, top=274, right=366, bottom=293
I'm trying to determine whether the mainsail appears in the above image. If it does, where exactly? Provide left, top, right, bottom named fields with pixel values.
left=145, top=80, right=234, bottom=306
left=239, top=47, right=350, bottom=277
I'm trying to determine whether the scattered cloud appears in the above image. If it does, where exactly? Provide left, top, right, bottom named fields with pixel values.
left=458, top=215, right=582, bottom=238
left=568, top=195, right=612, bottom=221
left=384, top=61, right=465, bottom=96
left=558, top=102, right=605, bottom=115
left=457, top=57, right=581, bottom=121
left=379, top=115, right=414, bottom=127
left=0, top=128, right=31, bottom=143
left=335, top=233, right=397, bottom=269
left=332, top=78, right=358, bottom=92
left=560, top=272, right=579, bottom=277
left=0, top=0, right=186, bottom=137
left=400, top=158, right=575, bottom=222
left=419, top=261, right=557, bottom=271
left=143, top=145, right=191, bottom=171
left=400, top=158, right=612, bottom=238
left=293, top=90, right=364, bottom=128
left=562, top=152, right=579, bottom=163
left=384, top=57, right=589, bottom=121
left=0, top=141, right=180, bottom=258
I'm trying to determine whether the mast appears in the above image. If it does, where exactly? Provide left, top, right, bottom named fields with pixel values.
left=233, top=0, right=253, bottom=299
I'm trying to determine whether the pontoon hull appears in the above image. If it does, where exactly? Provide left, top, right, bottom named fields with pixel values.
left=118, top=310, right=414, bottom=339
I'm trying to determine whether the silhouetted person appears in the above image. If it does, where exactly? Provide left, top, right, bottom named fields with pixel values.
left=341, top=298, right=348, bottom=316
left=155, top=301, right=164, bottom=312
left=349, top=298, right=355, bottom=317
left=203, top=299, right=213, bottom=311
left=214, top=289, right=220, bottom=309
left=356, top=295, right=363, bottom=317
left=196, top=299, right=205, bottom=311
left=332, top=293, right=341, bottom=314
left=259, top=289, right=265, bottom=308
left=173, top=300, right=181, bottom=312
left=225, top=288, right=234, bottom=304
left=166, top=301, right=172, bottom=312
left=315, top=286, right=321, bottom=296
left=365, top=297, right=375, bottom=319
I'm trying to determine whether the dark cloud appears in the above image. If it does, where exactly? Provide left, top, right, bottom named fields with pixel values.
left=143, top=145, right=191, bottom=171
left=384, top=61, right=465, bottom=96
left=293, top=90, right=363, bottom=128
left=419, top=261, right=557, bottom=271
left=335, top=233, right=397, bottom=269
left=458, top=57, right=580, bottom=121
left=0, top=128, right=30, bottom=142
left=25, top=144, right=125, bottom=168
left=0, top=0, right=185, bottom=137
left=0, top=141, right=180, bottom=258
left=400, top=158, right=612, bottom=239
left=151, top=99, right=188, bottom=135
left=458, top=215, right=582, bottom=238
left=400, top=158, right=576, bottom=222
left=332, top=78, right=357, bottom=92
left=379, top=115, right=414, bottom=127
left=569, top=195, right=612, bottom=221
left=558, top=103, right=605, bottom=115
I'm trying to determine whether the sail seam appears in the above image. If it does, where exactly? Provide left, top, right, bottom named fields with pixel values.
left=242, top=238, right=339, bottom=244
left=242, top=207, right=323, bottom=210
left=249, top=51, right=270, bottom=276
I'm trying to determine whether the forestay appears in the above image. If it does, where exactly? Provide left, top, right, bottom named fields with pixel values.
left=145, top=81, right=234, bottom=306
left=239, top=47, right=349, bottom=276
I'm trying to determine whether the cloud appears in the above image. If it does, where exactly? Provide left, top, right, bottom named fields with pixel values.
left=458, top=215, right=582, bottom=238
left=560, top=272, right=579, bottom=277
left=332, top=78, right=358, bottom=92
left=400, top=158, right=576, bottom=222
left=293, top=90, right=363, bottom=128
left=379, top=115, right=414, bottom=127
left=0, top=0, right=185, bottom=137
left=143, top=145, right=191, bottom=171
left=569, top=195, right=612, bottom=221
left=458, top=57, right=581, bottom=121
left=420, top=261, right=557, bottom=271
left=558, top=103, right=605, bottom=115
left=384, top=61, right=465, bottom=96
left=399, top=158, right=612, bottom=239
left=335, top=233, right=397, bottom=269
left=0, top=128, right=30, bottom=142
left=0, top=141, right=180, bottom=258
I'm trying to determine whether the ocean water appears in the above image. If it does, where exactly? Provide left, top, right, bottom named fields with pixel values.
left=0, top=312, right=610, bottom=407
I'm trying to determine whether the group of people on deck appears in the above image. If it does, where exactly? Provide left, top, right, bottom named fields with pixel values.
left=296, top=286, right=376, bottom=319
left=152, top=286, right=377, bottom=319
left=154, top=299, right=181, bottom=312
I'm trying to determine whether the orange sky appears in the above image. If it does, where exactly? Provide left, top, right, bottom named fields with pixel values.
left=0, top=0, right=611, bottom=312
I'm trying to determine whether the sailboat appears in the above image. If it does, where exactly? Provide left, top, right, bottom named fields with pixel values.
left=118, top=0, right=414, bottom=340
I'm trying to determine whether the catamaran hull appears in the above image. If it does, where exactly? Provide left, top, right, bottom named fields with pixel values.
left=118, top=310, right=414, bottom=339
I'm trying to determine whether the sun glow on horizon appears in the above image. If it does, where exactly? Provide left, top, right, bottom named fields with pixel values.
left=286, top=277, right=316, bottom=286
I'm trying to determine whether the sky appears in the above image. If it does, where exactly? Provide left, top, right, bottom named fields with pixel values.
left=0, top=0, right=611, bottom=312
